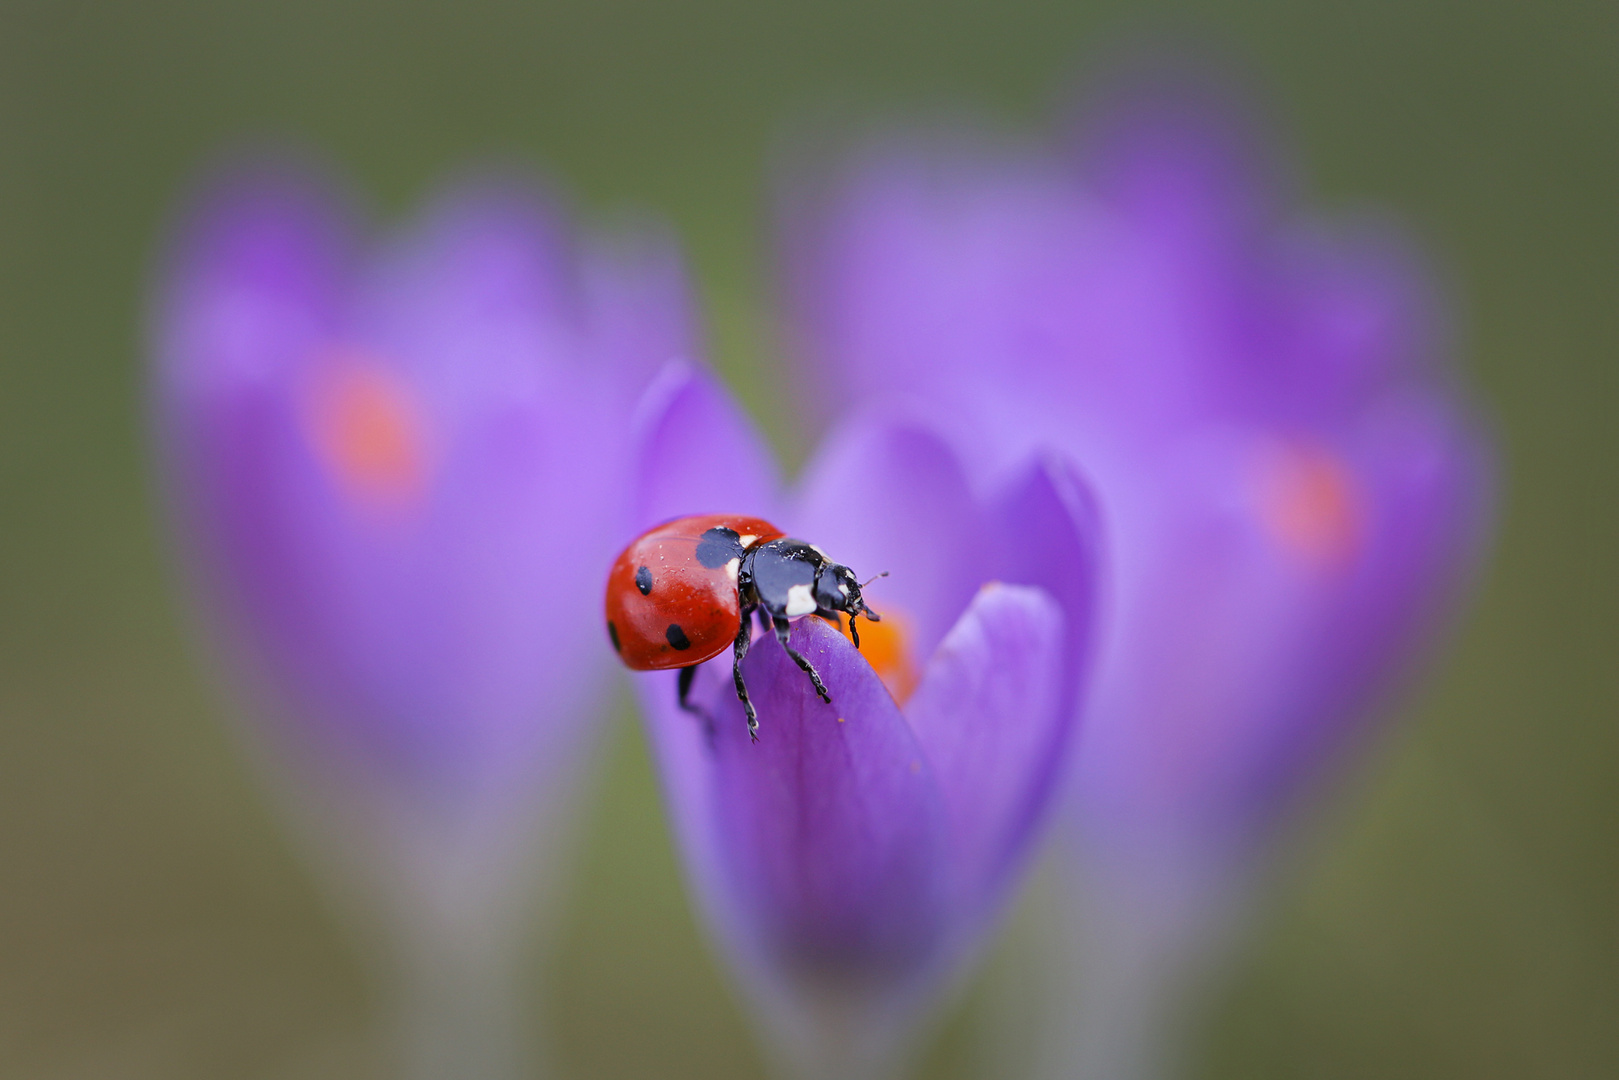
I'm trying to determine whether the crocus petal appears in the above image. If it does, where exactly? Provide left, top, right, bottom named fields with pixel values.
left=1247, top=229, right=1437, bottom=425
left=793, top=420, right=992, bottom=658
left=905, top=583, right=1066, bottom=917
left=637, top=617, right=953, bottom=1080
left=584, top=226, right=705, bottom=398
left=1230, top=398, right=1490, bottom=822
left=698, top=618, right=950, bottom=986
left=156, top=164, right=353, bottom=399
left=1069, top=67, right=1279, bottom=263
left=358, top=183, right=584, bottom=414
left=338, top=189, right=621, bottom=778
left=630, top=359, right=783, bottom=530
left=989, top=452, right=1105, bottom=698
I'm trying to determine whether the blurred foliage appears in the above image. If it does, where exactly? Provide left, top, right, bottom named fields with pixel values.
left=1, top=0, right=1615, bottom=1076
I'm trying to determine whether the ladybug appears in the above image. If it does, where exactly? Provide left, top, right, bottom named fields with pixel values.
left=604, top=514, right=883, bottom=740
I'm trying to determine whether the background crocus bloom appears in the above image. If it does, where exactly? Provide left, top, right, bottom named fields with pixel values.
left=780, top=79, right=1491, bottom=1078
left=151, top=162, right=695, bottom=1076
left=623, top=361, right=1100, bottom=1080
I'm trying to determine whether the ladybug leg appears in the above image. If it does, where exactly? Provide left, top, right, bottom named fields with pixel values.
left=677, top=664, right=719, bottom=746
left=774, top=615, right=832, bottom=705
left=732, top=608, right=759, bottom=742
left=677, top=664, right=698, bottom=713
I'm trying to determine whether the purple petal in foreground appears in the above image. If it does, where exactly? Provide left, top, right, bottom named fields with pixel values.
left=698, top=618, right=951, bottom=989
left=905, top=582, right=1066, bottom=919
left=629, top=378, right=1101, bottom=1077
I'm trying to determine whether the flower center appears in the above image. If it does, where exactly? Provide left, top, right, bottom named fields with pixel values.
left=1255, top=440, right=1364, bottom=571
left=837, top=606, right=919, bottom=705
left=305, top=353, right=429, bottom=510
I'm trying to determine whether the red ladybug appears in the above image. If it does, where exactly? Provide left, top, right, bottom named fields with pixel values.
left=605, top=514, right=883, bottom=740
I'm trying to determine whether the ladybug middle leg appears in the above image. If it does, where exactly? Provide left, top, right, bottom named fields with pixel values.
left=773, top=615, right=832, bottom=705
left=732, top=604, right=759, bottom=742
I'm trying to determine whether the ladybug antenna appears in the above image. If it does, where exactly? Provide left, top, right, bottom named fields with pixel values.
left=856, top=571, right=888, bottom=623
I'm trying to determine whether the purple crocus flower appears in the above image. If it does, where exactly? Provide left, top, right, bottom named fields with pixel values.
left=623, top=360, right=1101, bottom=1079
left=780, top=80, right=1491, bottom=1077
left=151, top=160, right=694, bottom=1076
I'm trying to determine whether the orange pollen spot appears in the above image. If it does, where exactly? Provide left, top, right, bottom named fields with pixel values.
left=1258, top=442, right=1365, bottom=570
left=838, top=606, right=920, bottom=705
left=306, top=358, right=429, bottom=509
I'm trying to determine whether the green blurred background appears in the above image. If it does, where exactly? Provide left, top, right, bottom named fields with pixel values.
left=2, top=1, right=1614, bottom=1076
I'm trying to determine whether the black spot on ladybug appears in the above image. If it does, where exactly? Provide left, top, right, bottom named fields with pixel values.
left=635, top=565, right=653, bottom=595
left=695, top=527, right=746, bottom=569
left=666, top=623, right=692, bottom=650
left=607, top=620, right=621, bottom=653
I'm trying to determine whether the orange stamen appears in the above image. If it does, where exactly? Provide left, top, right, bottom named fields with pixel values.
left=305, top=353, right=429, bottom=511
left=1256, top=441, right=1365, bottom=571
left=838, top=606, right=920, bottom=705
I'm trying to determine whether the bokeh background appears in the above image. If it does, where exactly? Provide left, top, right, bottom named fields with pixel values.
left=2, top=1, right=1614, bottom=1077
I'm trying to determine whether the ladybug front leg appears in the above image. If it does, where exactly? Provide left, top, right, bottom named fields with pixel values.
left=732, top=605, right=759, bottom=742
left=773, top=615, right=832, bottom=705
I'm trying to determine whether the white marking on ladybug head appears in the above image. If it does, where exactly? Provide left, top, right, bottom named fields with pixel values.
left=738, top=534, right=758, bottom=548
left=838, top=582, right=850, bottom=598
left=785, top=583, right=817, bottom=617
left=725, top=557, right=740, bottom=581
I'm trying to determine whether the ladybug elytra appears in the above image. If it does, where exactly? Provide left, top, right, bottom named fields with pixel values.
left=604, top=514, right=883, bottom=740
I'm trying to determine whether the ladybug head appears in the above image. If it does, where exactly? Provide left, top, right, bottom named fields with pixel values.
left=815, top=562, right=883, bottom=624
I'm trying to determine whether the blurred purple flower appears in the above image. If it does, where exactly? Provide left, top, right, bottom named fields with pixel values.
left=151, top=160, right=695, bottom=1076
left=626, top=361, right=1100, bottom=1078
left=154, top=163, right=689, bottom=795
left=780, top=78, right=1491, bottom=1077
left=783, top=84, right=1489, bottom=859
